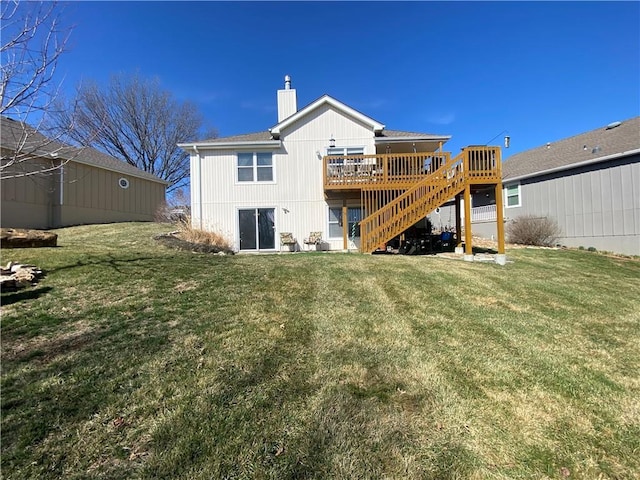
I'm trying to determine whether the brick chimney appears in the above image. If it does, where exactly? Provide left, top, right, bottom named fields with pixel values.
left=277, top=75, right=297, bottom=122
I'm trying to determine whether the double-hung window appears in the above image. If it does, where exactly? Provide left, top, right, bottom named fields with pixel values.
left=327, top=147, right=364, bottom=157
left=237, top=152, right=273, bottom=182
left=505, top=184, right=521, bottom=207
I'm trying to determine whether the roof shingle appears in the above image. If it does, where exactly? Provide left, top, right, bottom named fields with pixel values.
left=503, top=117, right=640, bottom=180
left=1, top=116, right=167, bottom=183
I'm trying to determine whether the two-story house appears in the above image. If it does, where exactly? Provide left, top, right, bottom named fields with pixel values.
left=178, top=77, right=505, bottom=261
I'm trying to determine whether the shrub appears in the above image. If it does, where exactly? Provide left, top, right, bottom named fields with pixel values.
left=588, top=246, right=597, bottom=252
left=506, top=215, right=561, bottom=247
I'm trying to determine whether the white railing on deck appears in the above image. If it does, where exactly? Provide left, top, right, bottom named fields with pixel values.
left=471, top=204, right=497, bottom=222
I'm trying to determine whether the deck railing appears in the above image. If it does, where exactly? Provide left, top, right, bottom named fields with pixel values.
left=465, top=146, right=502, bottom=182
left=323, top=152, right=450, bottom=189
left=323, top=147, right=500, bottom=190
left=357, top=146, right=502, bottom=252
left=471, top=204, right=497, bottom=222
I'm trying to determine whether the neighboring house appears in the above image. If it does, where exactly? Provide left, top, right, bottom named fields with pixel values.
left=1, top=116, right=167, bottom=229
left=437, top=117, right=639, bottom=256
left=179, top=77, right=505, bottom=257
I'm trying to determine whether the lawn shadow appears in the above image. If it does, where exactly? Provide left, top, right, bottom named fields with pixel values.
left=1, top=286, right=53, bottom=306
left=48, top=254, right=158, bottom=275
left=472, top=246, right=498, bottom=254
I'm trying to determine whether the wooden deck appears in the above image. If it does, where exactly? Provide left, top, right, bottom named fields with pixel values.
left=323, top=146, right=503, bottom=253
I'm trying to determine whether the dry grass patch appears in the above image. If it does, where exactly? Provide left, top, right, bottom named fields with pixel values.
left=175, top=218, right=233, bottom=249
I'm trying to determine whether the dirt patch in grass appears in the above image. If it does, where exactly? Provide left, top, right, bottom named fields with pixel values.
left=3, top=320, right=97, bottom=363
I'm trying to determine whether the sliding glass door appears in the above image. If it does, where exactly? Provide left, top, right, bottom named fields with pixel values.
left=238, top=208, right=275, bottom=251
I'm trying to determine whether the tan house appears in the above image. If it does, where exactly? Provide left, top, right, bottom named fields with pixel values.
left=1, top=116, right=167, bottom=229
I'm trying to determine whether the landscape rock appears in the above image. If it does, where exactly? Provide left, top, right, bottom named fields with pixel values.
left=0, top=228, right=58, bottom=248
left=0, top=262, right=44, bottom=292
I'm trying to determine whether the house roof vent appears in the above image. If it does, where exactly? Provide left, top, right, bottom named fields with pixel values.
left=284, top=75, right=291, bottom=90
left=605, top=121, right=622, bottom=130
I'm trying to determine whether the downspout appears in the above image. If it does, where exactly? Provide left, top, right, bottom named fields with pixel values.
left=58, top=162, right=64, bottom=227
left=194, top=146, right=203, bottom=230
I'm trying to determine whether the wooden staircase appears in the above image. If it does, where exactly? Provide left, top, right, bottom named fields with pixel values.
left=358, top=147, right=501, bottom=253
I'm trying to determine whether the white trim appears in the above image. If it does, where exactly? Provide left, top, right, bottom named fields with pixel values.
left=178, top=140, right=281, bottom=151
left=235, top=151, right=276, bottom=184
left=326, top=146, right=366, bottom=155
left=197, top=153, right=203, bottom=229
left=236, top=206, right=278, bottom=252
left=374, top=135, right=451, bottom=144
left=504, top=148, right=640, bottom=183
left=269, top=95, right=385, bottom=138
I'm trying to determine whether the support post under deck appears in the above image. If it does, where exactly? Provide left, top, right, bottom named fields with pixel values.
left=455, top=193, right=462, bottom=251
left=494, top=182, right=506, bottom=265
left=463, top=183, right=473, bottom=261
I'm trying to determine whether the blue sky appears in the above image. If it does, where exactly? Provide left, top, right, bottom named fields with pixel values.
left=49, top=1, right=640, bottom=157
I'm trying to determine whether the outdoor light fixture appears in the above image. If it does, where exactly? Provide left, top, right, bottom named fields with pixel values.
left=329, top=135, right=335, bottom=148
left=485, top=130, right=510, bottom=148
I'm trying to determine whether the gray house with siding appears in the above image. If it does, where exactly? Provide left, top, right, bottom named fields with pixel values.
left=1, top=116, right=167, bottom=229
left=447, top=117, right=639, bottom=255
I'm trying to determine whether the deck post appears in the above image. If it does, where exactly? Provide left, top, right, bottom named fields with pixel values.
left=494, top=182, right=506, bottom=264
left=342, top=203, right=348, bottom=251
left=455, top=193, right=462, bottom=251
left=463, top=182, right=473, bottom=261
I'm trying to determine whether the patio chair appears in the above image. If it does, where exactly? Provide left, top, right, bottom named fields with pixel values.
left=303, top=231, right=323, bottom=251
left=279, top=232, right=297, bottom=252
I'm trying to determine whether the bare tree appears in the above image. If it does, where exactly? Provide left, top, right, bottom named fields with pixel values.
left=52, top=73, right=213, bottom=192
left=1, top=1, right=77, bottom=180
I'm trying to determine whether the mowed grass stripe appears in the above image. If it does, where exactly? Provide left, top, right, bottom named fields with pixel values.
left=1, top=222, right=639, bottom=479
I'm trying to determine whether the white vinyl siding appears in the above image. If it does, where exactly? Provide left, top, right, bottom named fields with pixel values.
left=192, top=102, right=376, bottom=251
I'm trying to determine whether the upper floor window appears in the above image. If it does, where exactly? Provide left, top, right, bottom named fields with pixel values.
left=237, top=152, right=273, bottom=182
left=327, top=147, right=364, bottom=158
left=505, top=184, right=521, bottom=207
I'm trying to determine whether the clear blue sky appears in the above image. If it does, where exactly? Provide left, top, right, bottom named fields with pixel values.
left=53, top=1, right=640, bottom=158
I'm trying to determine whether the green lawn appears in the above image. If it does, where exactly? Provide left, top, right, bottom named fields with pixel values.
left=2, top=222, right=639, bottom=479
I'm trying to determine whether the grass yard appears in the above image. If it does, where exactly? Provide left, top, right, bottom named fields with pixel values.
left=1, top=222, right=639, bottom=479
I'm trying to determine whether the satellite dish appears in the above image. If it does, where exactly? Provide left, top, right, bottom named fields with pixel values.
left=606, top=121, right=622, bottom=130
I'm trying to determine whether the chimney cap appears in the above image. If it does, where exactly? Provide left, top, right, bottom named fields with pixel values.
left=284, top=75, right=291, bottom=90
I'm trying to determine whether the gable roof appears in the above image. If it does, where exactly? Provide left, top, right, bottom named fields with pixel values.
left=1, top=116, right=167, bottom=184
left=178, top=93, right=450, bottom=149
left=503, top=116, right=640, bottom=181
left=269, top=94, right=385, bottom=138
